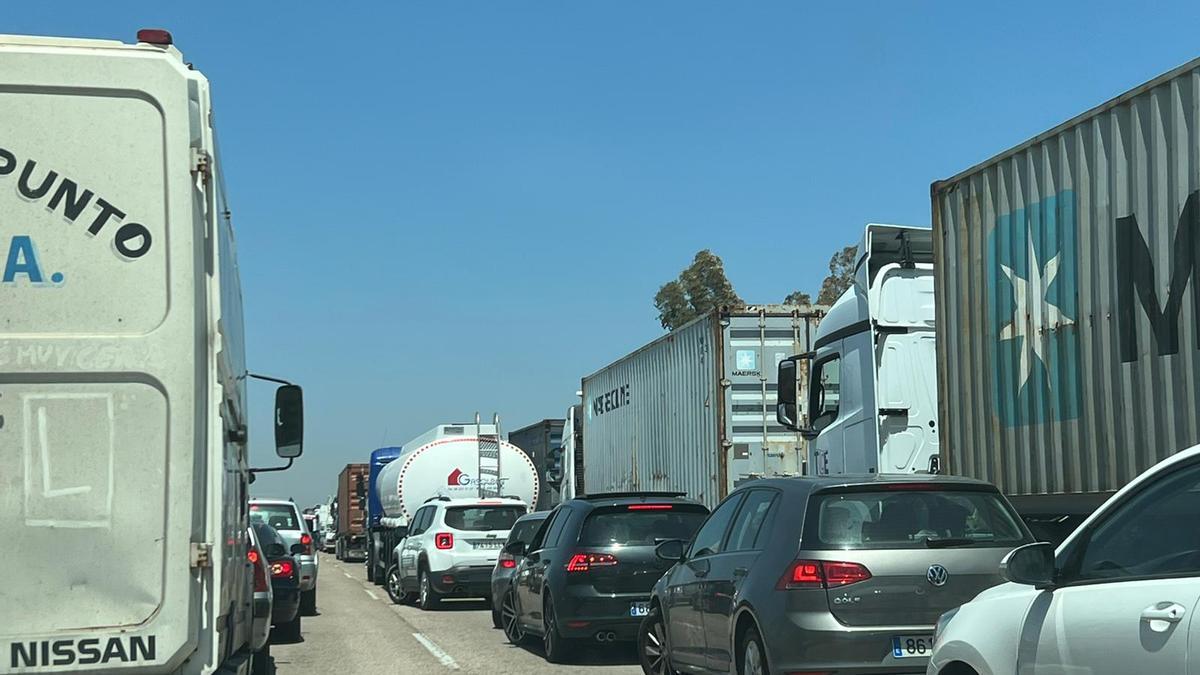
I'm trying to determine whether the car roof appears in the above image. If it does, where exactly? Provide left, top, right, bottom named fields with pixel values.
left=431, top=497, right=528, bottom=507
left=248, top=498, right=297, bottom=506
left=514, top=511, right=550, bottom=523
left=741, top=473, right=1000, bottom=496
left=563, top=491, right=705, bottom=510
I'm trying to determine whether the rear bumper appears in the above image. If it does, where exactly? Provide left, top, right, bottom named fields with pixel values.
left=431, top=564, right=493, bottom=596
left=555, top=588, right=650, bottom=641
left=272, top=588, right=301, bottom=625
left=765, top=611, right=933, bottom=674
left=299, top=557, right=318, bottom=591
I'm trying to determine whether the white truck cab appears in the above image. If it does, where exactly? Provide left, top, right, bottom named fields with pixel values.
left=777, top=224, right=938, bottom=476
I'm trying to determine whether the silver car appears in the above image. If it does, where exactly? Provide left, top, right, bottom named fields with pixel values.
left=641, top=474, right=1033, bottom=675
left=246, top=526, right=273, bottom=675
left=250, top=498, right=319, bottom=615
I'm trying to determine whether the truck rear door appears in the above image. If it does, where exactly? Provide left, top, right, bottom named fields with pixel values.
left=1, top=36, right=206, bottom=671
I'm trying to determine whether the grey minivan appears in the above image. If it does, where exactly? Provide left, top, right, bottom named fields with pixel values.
left=639, top=475, right=1033, bottom=675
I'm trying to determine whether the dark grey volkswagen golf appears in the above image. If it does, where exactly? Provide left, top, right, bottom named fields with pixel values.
left=638, top=475, right=1033, bottom=675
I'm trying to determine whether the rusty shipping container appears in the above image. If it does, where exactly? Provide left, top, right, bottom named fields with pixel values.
left=580, top=306, right=821, bottom=509
left=336, top=463, right=369, bottom=537
left=932, top=57, right=1200, bottom=521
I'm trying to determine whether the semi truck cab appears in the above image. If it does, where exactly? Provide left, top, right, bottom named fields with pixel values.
left=777, top=224, right=938, bottom=476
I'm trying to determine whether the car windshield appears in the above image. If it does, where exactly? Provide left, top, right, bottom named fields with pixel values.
left=810, top=488, right=1028, bottom=550
left=579, top=506, right=708, bottom=547
left=250, top=503, right=302, bottom=531
left=444, top=506, right=526, bottom=531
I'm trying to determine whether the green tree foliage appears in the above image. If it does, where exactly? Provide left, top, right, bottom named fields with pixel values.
left=655, top=249, right=742, bottom=330
left=783, top=290, right=812, bottom=305
left=817, top=245, right=858, bottom=305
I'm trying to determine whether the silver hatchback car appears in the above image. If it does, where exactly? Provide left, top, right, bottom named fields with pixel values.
left=640, top=474, right=1033, bottom=675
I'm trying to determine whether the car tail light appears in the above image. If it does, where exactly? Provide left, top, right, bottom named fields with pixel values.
left=435, top=532, right=454, bottom=550
left=778, top=560, right=871, bottom=590
left=498, top=553, right=517, bottom=569
left=566, top=552, right=618, bottom=572
left=300, top=533, right=313, bottom=554
left=271, top=560, right=295, bottom=579
left=247, top=549, right=260, bottom=565
left=627, top=504, right=673, bottom=510
left=253, top=559, right=269, bottom=592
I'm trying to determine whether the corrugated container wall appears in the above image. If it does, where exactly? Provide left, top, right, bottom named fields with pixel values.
left=933, top=58, right=1200, bottom=500
left=508, top=419, right=566, bottom=510
left=337, top=463, right=368, bottom=535
left=581, top=306, right=820, bottom=508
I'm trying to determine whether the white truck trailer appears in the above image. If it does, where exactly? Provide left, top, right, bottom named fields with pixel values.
left=367, top=423, right=539, bottom=584
left=0, top=30, right=305, bottom=673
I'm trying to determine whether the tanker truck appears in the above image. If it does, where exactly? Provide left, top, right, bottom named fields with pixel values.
left=366, top=421, right=539, bottom=585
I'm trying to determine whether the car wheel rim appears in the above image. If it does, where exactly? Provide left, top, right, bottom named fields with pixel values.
left=503, top=593, right=522, bottom=641
left=387, top=570, right=400, bottom=598
left=643, top=618, right=667, bottom=674
left=744, top=639, right=764, bottom=675
left=544, top=602, right=555, bottom=654
left=420, top=574, right=428, bottom=605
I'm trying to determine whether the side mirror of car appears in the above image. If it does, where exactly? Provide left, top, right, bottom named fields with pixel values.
left=655, top=538, right=687, bottom=563
left=290, top=543, right=306, bottom=555
left=504, top=541, right=527, bottom=557
left=1000, top=542, right=1056, bottom=589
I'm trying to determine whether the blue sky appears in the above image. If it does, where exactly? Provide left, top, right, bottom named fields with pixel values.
left=11, top=2, right=1200, bottom=507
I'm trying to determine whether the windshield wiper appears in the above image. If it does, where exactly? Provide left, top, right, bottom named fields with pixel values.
left=924, top=537, right=975, bottom=548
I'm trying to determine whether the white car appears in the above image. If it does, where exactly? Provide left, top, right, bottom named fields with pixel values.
left=929, top=445, right=1200, bottom=675
left=387, top=497, right=528, bottom=610
left=250, top=499, right=319, bottom=615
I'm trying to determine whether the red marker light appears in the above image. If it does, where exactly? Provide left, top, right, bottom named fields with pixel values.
left=247, top=550, right=260, bottom=564
left=136, top=29, right=173, bottom=46
left=628, top=504, right=673, bottom=510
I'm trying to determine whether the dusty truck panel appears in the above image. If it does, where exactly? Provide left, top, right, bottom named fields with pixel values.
left=581, top=306, right=820, bottom=508
left=508, top=419, right=565, bottom=510
left=932, top=57, right=1200, bottom=510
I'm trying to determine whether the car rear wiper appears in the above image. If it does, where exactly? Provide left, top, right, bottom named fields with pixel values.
left=924, top=537, right=975, bottom=548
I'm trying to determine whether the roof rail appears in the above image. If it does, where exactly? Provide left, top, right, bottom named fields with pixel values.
left=423, top=496, right=452, bottom=504
left=578, top=491, right=687, bottom=500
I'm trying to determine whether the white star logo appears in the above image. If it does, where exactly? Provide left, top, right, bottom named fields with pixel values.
left=998, top=234, right=1074, bottom=393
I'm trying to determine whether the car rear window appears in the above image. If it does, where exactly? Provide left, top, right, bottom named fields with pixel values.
left=508, top=517, right=548, bottom=545
left=579, top=505, right=708, bottom=547
left=250, top=503, right=301, bottom=531
left=444, top=506, right=526, bottom=531
left=808, top=488, right=1028, bottom=550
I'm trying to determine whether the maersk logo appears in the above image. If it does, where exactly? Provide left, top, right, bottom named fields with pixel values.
left=987, top=190, right=1081, bottom=426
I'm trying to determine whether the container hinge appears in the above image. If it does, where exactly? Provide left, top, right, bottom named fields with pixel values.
left=192, top=148, right=212, bottom=184
left=191, top=542, right=213, bottom=568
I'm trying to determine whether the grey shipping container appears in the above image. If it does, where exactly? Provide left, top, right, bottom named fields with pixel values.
left=508, top=419, right=565, bottom=510
left=581, top=305, right=821, bottom=508
left=932, top=56, right=1200, bottom=519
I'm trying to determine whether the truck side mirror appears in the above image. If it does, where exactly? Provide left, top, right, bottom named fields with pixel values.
left=274, top=384, right=304, bottom=459
left=776, top=353, right=812, bottom=432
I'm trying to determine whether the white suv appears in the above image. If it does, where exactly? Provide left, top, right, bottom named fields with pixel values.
left=249, top=498, right=319, bottom=615
left=387, top=497, right=528, bottom=610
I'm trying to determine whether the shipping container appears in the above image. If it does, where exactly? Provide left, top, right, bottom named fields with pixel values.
left=581, top=305, right=821, bottom=508
left=508, top=418, right=566, bottom=510
left=932, top=57, right=1200, bottom=521
left=335, top=463, right=369, bottom=560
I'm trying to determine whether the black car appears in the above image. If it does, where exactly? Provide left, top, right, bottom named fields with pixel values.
left=501, top=492, right=709, bottom=663
left=252, top=522, right=304, bottom=641
left=490, top=511, right=550, bottom=628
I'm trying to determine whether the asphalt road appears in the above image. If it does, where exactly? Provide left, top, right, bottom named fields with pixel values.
left=270, top=553, right=643, bottom=675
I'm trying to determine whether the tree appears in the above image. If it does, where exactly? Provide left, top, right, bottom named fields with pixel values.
left=817, top=245, right=858, bottom=305
left=655, top=249, right=742, bottom=330
left=783, top=290, right=812, bottom=305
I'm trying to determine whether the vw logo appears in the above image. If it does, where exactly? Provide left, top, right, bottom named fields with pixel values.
left=927, top=564, right=949, bottom=587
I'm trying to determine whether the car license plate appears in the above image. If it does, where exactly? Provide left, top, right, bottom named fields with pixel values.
left=891, top=635, right=933, bottom=658
left=629, top=601, right=650, bottom=617
left=472, top=540, right=502, bottom=550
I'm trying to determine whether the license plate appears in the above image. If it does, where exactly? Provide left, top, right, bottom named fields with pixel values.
left=629, top=601, right=650, bottom=617
left=891, top=635, right=934, bottom=658
left=472, top=540, right=502, bottom=550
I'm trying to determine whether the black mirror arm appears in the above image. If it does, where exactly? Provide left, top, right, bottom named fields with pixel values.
left=248, top=372, right=295, bottom=386
left=250, top=458, right=294, bottom=475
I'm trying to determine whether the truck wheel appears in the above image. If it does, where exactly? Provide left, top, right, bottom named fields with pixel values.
left=300, top=588, right=317, bottom=615
left=418, top=568, right=440, bottom=610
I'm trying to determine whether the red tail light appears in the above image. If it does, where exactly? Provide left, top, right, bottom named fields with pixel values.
left=253, top=559, right=269, bottom=592
left=247, top=549, right=260, bottom=565
left=435, top=533, right=454, bottom=550
left=566, top=552, right=618, bottom=572
left=627, top=504, right=673, bottom=510
left=271, top=560, right=295, bottom=579
left=779, top=560, right=871, bottom=590
left=300, top=533, right=313, bottom=554
left=498, top=553, right=517, bottom=569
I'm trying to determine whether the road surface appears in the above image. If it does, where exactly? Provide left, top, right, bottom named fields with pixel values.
left=270, top=553, right=642, bottom=674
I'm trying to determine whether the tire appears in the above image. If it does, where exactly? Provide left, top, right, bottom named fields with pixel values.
left=385, top=565, right=405, bottom=604
left=418, top=568, right=440, bottom=610
left=737, top=625, right=769, bottom=675
left=300, top=588, right=317, bottom=615
left=491, top=606, right=502, bottom=629
left=365, top=550, right=375, bottom=583
left=542, top=594, right=573, bottom=664
left=638, top=606, right=673, bottom=675
left=335, top=540, right=343, bottom=561
left=502, top=589, right=526, bottom=645
left=251, top=643, right=271, bottom=675
left=277, top=614, right=302, bottom=643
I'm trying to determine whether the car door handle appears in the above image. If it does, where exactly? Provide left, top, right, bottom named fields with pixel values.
left=733, top=567, right=749, bottom=578
left=1142, top=603, right=1187, bottom=624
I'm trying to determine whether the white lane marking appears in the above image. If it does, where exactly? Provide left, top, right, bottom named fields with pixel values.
left=411, top=633, right=460, bottom=670
left=364, top=589, right=379, bottom=600
left=343, top=572, right=353, bottom=579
